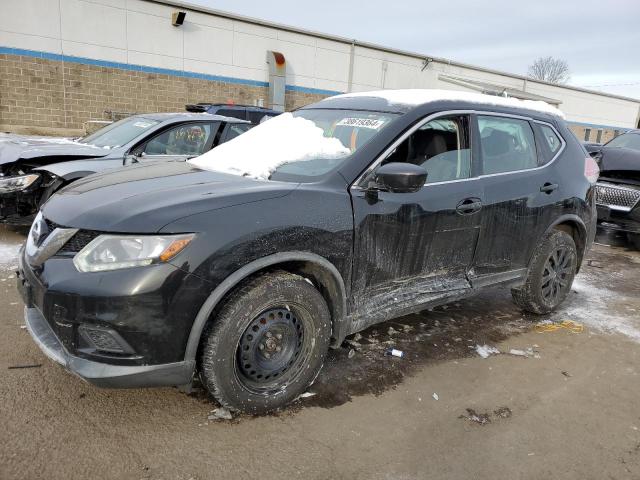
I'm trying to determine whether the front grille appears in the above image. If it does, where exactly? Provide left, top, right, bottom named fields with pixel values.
left=41, top=216, right=102, bottom=254
left=59, top=230, right=101, bottom=254
left=596, top=182, right=640, bottom=211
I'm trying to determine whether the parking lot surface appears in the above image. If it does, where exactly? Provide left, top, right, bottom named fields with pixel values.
left=1, top=226, right=639, bottom=480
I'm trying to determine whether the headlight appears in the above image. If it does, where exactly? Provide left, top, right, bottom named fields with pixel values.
left=73, top=234, right=194, bottom=272
left=0, top=173, right=40, bottom=193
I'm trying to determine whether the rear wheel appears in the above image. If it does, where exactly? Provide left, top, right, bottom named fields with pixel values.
left=511, top=230, right=577, bottom=314
left=199, top=271, right=331, bottom=414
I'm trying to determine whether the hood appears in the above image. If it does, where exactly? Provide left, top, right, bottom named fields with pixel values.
left=599, top=146, right=640, bottom=173
left=0, top=135, right=110, bottom=167
left=41, top=161, right=298, bottom=232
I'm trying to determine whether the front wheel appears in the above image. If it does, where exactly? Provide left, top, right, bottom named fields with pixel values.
left=511, top=230, right=577, bottom=314
left=199, top=271, right=331, bottom=414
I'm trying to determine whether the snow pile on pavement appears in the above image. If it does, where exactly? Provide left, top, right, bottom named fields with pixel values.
left=561, top=278, right=640, bottom=343
left=189, top=113, right=350, bottom=180
left=328, top=89, right=565, bottom=118
left=475, top=344, right=500, bottom=358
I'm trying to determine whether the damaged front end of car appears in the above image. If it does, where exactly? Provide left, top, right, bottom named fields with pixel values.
left=0, top=163, right=63, bottom=226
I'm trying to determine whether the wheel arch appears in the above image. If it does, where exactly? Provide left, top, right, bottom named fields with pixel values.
left=543, top=214, right=588, bottom=272
left=184, top=251, right=348, bottom=364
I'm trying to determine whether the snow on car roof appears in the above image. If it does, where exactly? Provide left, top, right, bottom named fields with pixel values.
left=326, top=89, right=565, bottom=119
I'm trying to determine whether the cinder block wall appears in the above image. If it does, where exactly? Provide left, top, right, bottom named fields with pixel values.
left=0, top=53, right=327, bottom=136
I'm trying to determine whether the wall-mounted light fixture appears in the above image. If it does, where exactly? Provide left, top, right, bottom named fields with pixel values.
left=421, top=57, right=434, bottom=71
left=172, top=11, right=186, bottom=26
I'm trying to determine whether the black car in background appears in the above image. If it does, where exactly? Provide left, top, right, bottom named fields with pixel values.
left=590, top=130, right=640, bottom=249
left=0, top=113, right=251, bottom=225
left=17, top=90, right=598, bottom=413
left=185, top=103, right=280, bottom=124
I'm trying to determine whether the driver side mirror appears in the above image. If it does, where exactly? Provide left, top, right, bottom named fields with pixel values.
left=372, top=162, right=427, bottom=193
left=123, top=153, right=140, bottom=166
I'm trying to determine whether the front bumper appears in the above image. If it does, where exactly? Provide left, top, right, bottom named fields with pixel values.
left=24, top=306, right=194, bottom=388
left=596, top=204, right=640, bottom=234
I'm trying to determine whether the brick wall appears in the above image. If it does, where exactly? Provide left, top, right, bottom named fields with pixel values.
left=568, top=124, right=621, bottom=145
left=0, top=53, right=328, bottom=136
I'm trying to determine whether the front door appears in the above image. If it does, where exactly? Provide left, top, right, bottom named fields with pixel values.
left=133, top=122, right=218, bottom=163
left=349, top=113, right=483, bottom=330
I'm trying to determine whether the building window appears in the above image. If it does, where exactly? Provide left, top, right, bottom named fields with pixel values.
left=584, top=128, right=591, bottom=141
left=596, top=129, right=603, bottom=143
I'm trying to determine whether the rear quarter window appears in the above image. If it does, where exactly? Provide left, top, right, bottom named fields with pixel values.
left=534, top=122, right=564, bottom=165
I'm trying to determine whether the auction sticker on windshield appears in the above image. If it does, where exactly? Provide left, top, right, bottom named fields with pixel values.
left=336, top=118, right=386, bottom=129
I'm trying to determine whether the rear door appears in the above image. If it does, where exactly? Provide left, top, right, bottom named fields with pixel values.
left=350, top=113, right=483, bottom=327
left=471, top=114, right=565, bottom=285
left=217, top=123, right=252, bottom=146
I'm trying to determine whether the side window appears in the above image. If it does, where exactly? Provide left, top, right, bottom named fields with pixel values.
left=477, top=116, right=538, bottom=175
left=383, top=115, right=471, bottom=184
left=144, top=123, right=214, bottom=156
left=222, top=123, right=251, bottom=143
left=247, top=111, right=274, bottom=124
left=539, top=124, right=562, bottom=155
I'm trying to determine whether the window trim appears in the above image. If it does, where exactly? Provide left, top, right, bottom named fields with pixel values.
left=352, top=110, right=566, bottom=190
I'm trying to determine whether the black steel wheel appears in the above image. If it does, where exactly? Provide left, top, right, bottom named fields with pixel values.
left=236, top=307, right=308, bottom=394
left=512, top=230, right=578, bottom=314
left=199, top=271, right=331, bottom=414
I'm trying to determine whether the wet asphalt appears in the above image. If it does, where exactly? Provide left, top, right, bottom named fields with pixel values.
left=1, top=225, right=639, bottom=480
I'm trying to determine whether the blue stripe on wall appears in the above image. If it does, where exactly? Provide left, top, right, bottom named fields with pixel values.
left=0, top=46, right=343, bottom=97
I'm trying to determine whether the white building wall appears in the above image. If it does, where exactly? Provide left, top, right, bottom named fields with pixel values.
left=1, top=0, right=639, bottom=129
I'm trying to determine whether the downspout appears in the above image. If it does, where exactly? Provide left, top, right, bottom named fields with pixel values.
left=347, top=40, right=356, bottom=93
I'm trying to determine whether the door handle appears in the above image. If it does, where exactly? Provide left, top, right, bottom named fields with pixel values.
left=456, top=198, right=482, bottom=215
left=540, top=182, right=559, bottom=194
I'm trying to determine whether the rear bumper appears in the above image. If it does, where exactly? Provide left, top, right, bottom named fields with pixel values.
left=24, top=306, right=195, bottom=388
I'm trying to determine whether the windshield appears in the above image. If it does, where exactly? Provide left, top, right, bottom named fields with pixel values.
left=189, top=109, right=398, bottom=180
left=606, top=132, right=640, bottom=151
left=79, top=117, right=160, bottom=148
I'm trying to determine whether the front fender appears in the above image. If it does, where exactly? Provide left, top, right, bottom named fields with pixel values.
left=183, top=251, right=348, bottom=364
left=34, top=158, right=123, bottom=181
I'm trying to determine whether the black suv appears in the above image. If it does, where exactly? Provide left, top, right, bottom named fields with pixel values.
left=17, top=90, right=598, bottom=414
left=185, top=103, right=280, bottom=124
left=589, top=130, right=640, bottom=249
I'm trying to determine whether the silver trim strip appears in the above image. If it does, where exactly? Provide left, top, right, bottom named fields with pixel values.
left=351, top=109, right=566, bottom=191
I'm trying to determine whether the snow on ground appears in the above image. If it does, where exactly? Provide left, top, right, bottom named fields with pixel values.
left=556, top=278, right=640, bottom=343
left=329, top=89, right=565, bottom=118
left=189, top=113, right=350, bottom=179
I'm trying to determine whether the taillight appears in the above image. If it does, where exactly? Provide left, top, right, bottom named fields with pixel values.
left=584, top=156, right=599, bottom=184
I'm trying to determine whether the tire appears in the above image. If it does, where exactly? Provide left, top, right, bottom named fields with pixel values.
left=627, top=233, right=640, bottom=251
left=511, top=230, right=577, bottom=314
left=199, top=271, right=331, bottom=414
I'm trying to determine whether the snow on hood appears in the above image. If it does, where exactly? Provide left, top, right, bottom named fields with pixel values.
left=189, top=113, right=350, bottom=180
left=328, top=89, right=565, bottom=119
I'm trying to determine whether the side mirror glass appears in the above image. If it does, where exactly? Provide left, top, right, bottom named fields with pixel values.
left=373, top=162, right=427, bottom=193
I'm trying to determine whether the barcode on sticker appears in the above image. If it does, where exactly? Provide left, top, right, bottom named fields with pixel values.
left=336, top=118, right=385, bottom=129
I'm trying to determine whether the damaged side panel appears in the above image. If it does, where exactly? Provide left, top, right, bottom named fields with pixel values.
left=349, top=179, right=484, bottom=330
